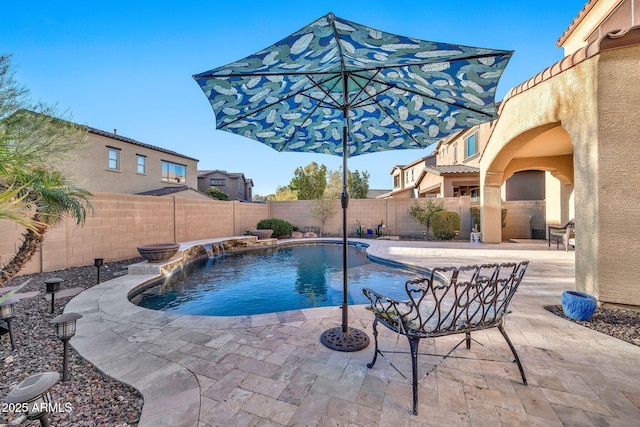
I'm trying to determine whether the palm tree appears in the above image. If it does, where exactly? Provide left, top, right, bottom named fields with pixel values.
left=0, top=168, right=92, bottom=286
left=0, top=183, right=39, bottom=231
left=0, top=55, right=91, bottom=285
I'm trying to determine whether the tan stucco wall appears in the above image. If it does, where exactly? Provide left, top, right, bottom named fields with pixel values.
left=594, top=44, right=640, bottom=305
left=482, top=56, right=597, bottom=291
left=62, top=133, right=199, bottom=194
left=481, top=41, right=640, bottom=306
left=437, top=122, right=491, bottom=167
left=417, top=173, right=441, bottom=195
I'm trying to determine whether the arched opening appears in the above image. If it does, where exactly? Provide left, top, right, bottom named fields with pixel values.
left=483, top=124, right=574, bottom=241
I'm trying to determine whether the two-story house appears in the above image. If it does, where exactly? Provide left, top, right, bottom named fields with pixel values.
left=197, top=170, right=254, bottom=201
left=59, top=126, right=209, bottom=199
left=384, top=119, right=545, bottom=202
left=379, top=154, right=436, bottom=198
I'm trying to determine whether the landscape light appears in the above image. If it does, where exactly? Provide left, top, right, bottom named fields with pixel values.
left=50, top=313, right=82, bottom=382
left=94, top=257, right=104, bottom=284
left=5, top=371, right=59, bottom=427
left=0, top=297, right=18, bottom=350
left=44, top=278, right=62, bottom=314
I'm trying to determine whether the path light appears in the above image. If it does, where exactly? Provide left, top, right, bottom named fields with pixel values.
left=0, top=297, right=18, bottom=350
left=50, top=313, right=82, bottom=382
left=44, top=278, right=62, bottom=314
left=94, top=257, right=104, bottom=284
left=5, top=371, right=59, bottom=427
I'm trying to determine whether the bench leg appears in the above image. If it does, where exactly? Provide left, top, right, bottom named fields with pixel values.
left=408, top=336, right=421, bottom=415
left=366, top=318, right=379, bottom=369
left=498, top=324, right=527, bottom=385
left=465, top=332, right=471, bottom=350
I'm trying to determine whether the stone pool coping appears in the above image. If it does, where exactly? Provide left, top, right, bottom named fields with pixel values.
left=65, top=237, right=640, bottom=426
left=67, top=236, right=382, bottom=426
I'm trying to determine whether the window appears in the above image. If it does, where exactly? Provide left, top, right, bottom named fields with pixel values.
left=137, top=155, right=146, bottom=174
left=394, top=175, right=400, bottom=188
left=411, top=169, right=414, bottom=181
left=465, top=132, right=478, bottom=158
left=470, top=188, right=480, bottom=202
left=108, top=147, right=120, bottom=170
left=453, top=143, right=458, bottom=163
left=210, top=178, right=225, bottom=187
left=161, top=160, right=186, bottom=183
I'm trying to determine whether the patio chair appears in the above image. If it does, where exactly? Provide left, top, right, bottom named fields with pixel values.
left=548, top=219, right=575, bottom=251
left=363, top=262, right=529, bottom=415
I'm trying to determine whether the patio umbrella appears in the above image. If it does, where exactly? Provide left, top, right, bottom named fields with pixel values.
left=193, top=12, right=512, bottom=351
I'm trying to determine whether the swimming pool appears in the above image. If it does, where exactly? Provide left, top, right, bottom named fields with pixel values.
left=129, top=243, right=428, bottom=316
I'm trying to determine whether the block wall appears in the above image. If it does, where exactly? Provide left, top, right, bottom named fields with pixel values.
left=1, top=192, right=540, bottom=276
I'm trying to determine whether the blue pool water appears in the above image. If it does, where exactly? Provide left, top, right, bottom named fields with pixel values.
left=130, top=243, right=427, bottom=316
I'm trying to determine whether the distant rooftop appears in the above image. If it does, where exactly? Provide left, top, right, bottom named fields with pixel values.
left=424, top=165, right=479, bottom=175
left=135, top=186, right=200, bottom=196
left=88, top=127, right=199, bottom=162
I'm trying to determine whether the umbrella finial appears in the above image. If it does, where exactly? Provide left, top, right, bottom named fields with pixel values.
left=327, top=12, right=336, bottom=23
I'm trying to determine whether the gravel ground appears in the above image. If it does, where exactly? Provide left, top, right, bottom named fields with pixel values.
left=1, top=259, right=144, bottom=427
left=545, top=305, right=640, bottom=347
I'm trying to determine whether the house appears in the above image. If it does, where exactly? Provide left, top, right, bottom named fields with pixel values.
left=378, top=0, right=640, bottom=308
left=197, top=170, right=254, bottom=201
left=475, top=0, right=640, bottom=308
left=378, top=154, right=436, bottom=198
left=419, top=126, right=485, bottom=199
left=427, top=122, right=546, bottom=201
left=62, top=126, right=201, bottom=197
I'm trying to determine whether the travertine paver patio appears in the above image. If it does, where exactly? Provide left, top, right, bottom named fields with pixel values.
left=65, top=239, right=640, bottom=426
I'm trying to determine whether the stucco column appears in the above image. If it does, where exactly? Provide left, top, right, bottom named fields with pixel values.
left=480, top=184, right=502, bottom=243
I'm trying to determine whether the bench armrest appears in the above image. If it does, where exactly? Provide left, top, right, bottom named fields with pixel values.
left=362, top=287, right=414, bottom=329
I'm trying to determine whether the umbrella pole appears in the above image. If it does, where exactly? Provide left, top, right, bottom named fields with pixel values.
left=341, top=124, right=349, bottom=333
left=320, top=123, right=369, bottom=352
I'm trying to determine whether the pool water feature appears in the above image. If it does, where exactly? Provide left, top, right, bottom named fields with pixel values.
left=130, top=243, right=427, bottom=316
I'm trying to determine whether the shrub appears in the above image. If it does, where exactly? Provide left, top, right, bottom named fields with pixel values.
left=256, top=218, right=295, bottom=238
left=431, top=211, right=460, bottom=240
left=470, top=207, right=481, bottom=231
left=206, top=187, right=229, bottom=201
left=470, top=206, right=508, bottom=231
left=408, top=199, right=444, bottom=238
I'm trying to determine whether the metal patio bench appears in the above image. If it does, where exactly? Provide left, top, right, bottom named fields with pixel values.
left=363, top=261, right=529, bottom=415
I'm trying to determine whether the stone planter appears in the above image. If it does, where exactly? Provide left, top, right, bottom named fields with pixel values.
left=137, top=243, right=180, bottom=263
left=251, top=229, right=274, bottom=240
left=561, top=291, right=597, bottom=321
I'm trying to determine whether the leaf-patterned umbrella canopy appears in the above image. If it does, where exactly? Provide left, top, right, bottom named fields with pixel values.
left=193, top=12, right=513, bottom=352
left=193, top=12, right=513, bottom=157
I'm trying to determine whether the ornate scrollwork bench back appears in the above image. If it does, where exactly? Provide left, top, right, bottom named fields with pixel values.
left=362, top=261, right=529, bottom=415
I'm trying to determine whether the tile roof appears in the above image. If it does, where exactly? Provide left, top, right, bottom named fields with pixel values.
left=424, top=165, right=480, bottom=175
left=135, top=186, right=197, bottom=196
left=505, top=25, right=640, bottom=104
left=87, top=127, right=199, bottom=162
left=557, top=1, right=595, bottom=47
left=197, top=170, right=245, bottom=179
